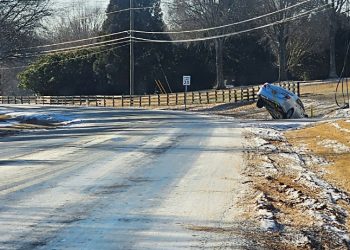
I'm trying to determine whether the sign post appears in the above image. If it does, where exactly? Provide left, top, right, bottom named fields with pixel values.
left=183, top=76, right=191, bottom=111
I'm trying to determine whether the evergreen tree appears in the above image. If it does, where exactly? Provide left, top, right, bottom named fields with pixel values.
left=95, top=0, right=169, bottom=94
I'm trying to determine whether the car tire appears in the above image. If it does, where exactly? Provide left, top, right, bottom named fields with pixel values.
left=271, top=111, right=283, bottom=119
left=257, top=98, right=264, bottom=108
left=285, top=108, right=294, bottom=119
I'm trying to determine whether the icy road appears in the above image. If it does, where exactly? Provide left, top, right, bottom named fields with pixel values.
left=0, top=106, right=249, bottom=249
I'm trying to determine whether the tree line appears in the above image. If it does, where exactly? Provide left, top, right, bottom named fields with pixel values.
left=0, top=0, right=349, bottom=96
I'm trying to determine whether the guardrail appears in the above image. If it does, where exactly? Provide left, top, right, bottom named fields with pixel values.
left=0, top=82, right=300, bottom=107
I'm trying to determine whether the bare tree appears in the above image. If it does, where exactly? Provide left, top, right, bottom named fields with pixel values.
left=167, top=0, right=244, bottom=89
left=259, top=0, right=301, bottom=81
left=322, top=0, right=347, bottom=78
left=0, top=0, right=51, bottom=60
left=42, top=1, right=105, bottom=45
left=258, top=0, right=327, bottom=81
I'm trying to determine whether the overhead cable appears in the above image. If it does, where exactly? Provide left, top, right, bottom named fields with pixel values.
left=18, top=0, right=313, bottom=52
left=0, top=43, right=130, bottom=71
left=22, top=30, right=128, bottom=50
left=9, top=39, right=130, bottom=60
left=132, top=4, right=330, bottom=43
left=21, top=36, right=130, bottom=57
left=134, top=0, right=313, bottom=35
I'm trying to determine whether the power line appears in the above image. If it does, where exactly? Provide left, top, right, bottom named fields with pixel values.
left=1, top=2, right=330, bottom=69
left=17, top=0, right=314, bottom=53
left=16, top=37, right=130, bottom=58
left=0, top=43, right=130, bottom=71
left=9, top=3, right=329, bottom=60
left=134, top=0, right=314, bottom=35
left=131, top=4, right=330, bottom=44
left=6, top=39, right=130, bottom=63
left=21, top=30, right=128, bottom=51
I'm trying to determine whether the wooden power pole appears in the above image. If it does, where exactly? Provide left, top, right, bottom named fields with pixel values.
left=129, top=0, right=135, bottom=96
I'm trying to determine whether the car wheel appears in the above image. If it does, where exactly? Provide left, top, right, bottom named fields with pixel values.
left=257, top=98, right=264, bottom=108
left=271, top=111, right=284, bottom=119
left=285, top=108, right=294, bottom=119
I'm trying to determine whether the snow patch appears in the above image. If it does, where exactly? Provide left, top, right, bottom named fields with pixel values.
left=6, top=112, right=81, bottom=125
left=0, top=121, right=19, bottom=128
left=317, top=139, right=350, bottom=153
left=245, top=125, right=350, bottom=247
left=331, top=122, right=350, bottom=133
left=324, top=108, right=350, bottom=118
left=255, top=192, right=281, bottom=232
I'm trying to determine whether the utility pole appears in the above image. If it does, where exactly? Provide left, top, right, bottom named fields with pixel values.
left=129, top=0, right=135, bottom=96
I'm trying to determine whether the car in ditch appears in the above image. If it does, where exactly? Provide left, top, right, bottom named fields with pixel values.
left=256, top=83, right=308, bottom=119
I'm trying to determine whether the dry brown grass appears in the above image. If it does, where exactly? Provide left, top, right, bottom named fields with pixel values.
left=0, top=115, right=10, bottom=121
left=300, top=82, right=338, bottom=96
left=255, top=175, right=317, bottom=229
left=0, top=121, right=55, bottom=137
left=286, top=121, right=350, bottom=193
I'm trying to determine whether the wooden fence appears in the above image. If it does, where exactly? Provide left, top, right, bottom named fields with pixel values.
left=0, top=82, right=300, bottom=108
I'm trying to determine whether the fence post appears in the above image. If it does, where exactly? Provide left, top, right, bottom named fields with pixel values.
left=229, top=89, right=232, bottom=102
left=149, top=95, right=151, bottom=106
left=240, top=89, right=243, bottom=101
left=130, top=96, right=133, bottom=107
left=129, top=96, right=133, bottom=107
left=175, top=93, right=178, bottom=105
left=192, top=92, right=195, bottom=104
left=167, top=93, right=170, bottom=106
left=104, top=96, right=106, bottom=107
left=252, top=88, right=256, bottom=101
left=158, top=94, right=161, bottom=106
left=139, top=96, right=142, bottom=107
left=215, top=91, right=218, bottom=103
left=199, top=92, right=202, bottom=104
left=121, top=95, right=124, bottom=107
left=222, top=90, right=225, bottom=103
left=234, top=90, right=237, bottom=102
left=297, top=82, right=300, bottom=96
left=206, top=92, right=209, bottom=104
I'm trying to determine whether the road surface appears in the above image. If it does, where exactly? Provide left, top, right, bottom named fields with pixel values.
left=0, top=105, right=251, bottom=249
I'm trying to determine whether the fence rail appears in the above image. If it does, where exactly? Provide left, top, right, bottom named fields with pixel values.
left=0, top=82, right=300, bottom=108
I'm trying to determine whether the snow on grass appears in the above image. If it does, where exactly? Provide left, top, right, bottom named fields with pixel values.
left=317, top=139, right=350, bottom=154
left=6, top=111, right=81, bottom=126
left=244, top=125, right=350, bottom=248
left=324, top=108, right=350, bottom=118
left=0, top=121, right=19, bottom=127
